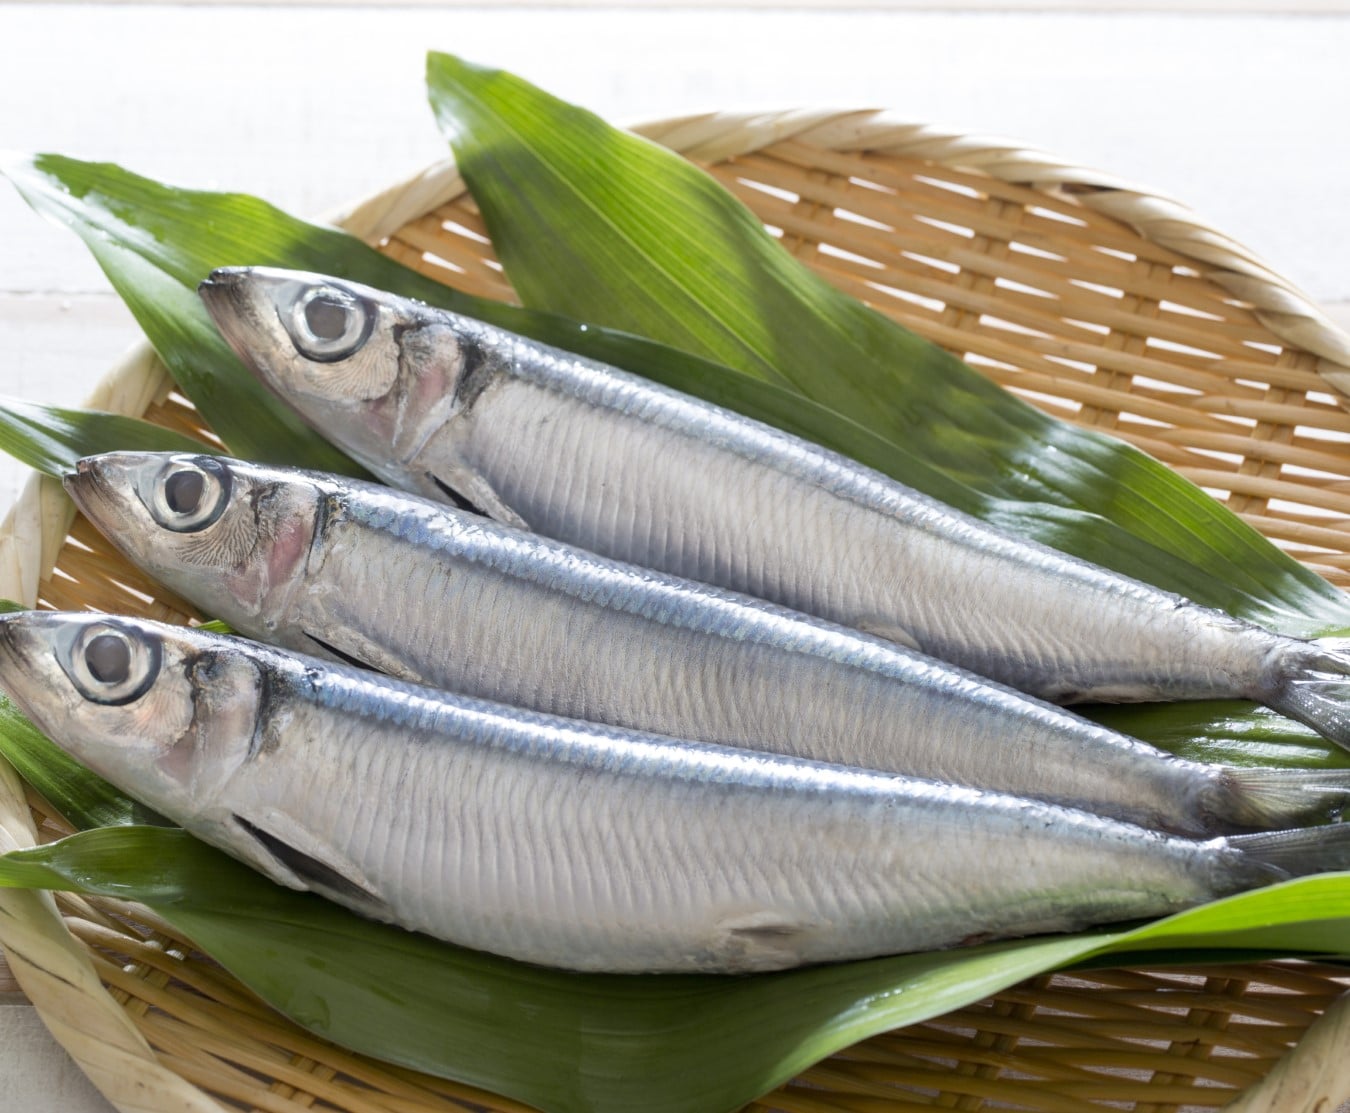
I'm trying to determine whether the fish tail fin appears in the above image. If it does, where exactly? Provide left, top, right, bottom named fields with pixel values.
left=1265, top=640, right=1350, bottom=751
left=1228, top=823, right=1350, bottom=880
left=1218, top=766, right=1350, bottom=830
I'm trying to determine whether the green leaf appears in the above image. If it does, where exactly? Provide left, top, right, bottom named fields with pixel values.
left=0, top=396, right=209, bottom=478
left=426, top=53, right=1350, bottom=638
left=7, top=151, right=1337, bottom=636
left=0, top=693, right=136, bottom=830
left=1, top=154, right=841, bottom=485
left=0, top=826, right=1345, bottom=1113
left=1092, top=699, right=1350, bottom=769
left=1, top=157, right=359, bottom=475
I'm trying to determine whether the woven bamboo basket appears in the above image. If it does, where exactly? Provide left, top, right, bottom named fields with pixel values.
left=1, top=109, right=1349, bottom=1113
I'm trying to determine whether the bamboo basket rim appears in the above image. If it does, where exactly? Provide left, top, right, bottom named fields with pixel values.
left=335, top=108, right=1350, bottom=391
left=1, top=107, right=1350, bottom=1113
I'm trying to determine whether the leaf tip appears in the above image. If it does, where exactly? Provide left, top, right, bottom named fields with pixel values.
left=425, top=50, right=473, bottom=90
left=425, top=52, right=513, bottom=131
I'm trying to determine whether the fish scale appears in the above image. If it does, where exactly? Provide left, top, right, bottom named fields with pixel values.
left=65, top=452, right=1350, bottom=838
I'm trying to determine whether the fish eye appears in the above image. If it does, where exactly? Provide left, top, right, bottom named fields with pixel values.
left=86, top=633, right=130, bottom=683
left=66, top=623, right=161, bottom=706
left=150, top=456, right=231, bottom=532
left=288, top=285, right=374, bottom=362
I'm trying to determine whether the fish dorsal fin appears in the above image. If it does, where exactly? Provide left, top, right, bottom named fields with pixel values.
left=232, top=809, right=385, bottom=911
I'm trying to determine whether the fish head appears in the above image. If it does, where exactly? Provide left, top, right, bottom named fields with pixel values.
left=0, top=612, right=262, bottom=818
left=198, top=267, right=473, bottom=476
left=64, top=452, right=322, bottom=635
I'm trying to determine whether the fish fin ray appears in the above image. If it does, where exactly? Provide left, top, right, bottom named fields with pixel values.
left=301, top=629, right=421, bottom=681
left=304, top=631, right=383, bottom=674
left=1217, top=766, right=1350, bottom=830
left=1268, top=641, right=1350, bottom=751
left=1229, top=822, right=1350, bottom=879
left=232, top=810, right=386, bottom=910
left=427, top=470, right=527, bottom=529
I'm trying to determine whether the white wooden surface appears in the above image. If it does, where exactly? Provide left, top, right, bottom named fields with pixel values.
left=3, top=4, right=1350, bottom=1110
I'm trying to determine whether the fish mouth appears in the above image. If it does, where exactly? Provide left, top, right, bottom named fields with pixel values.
left=63, top=454, right=128, bottom=531
left=199, top=266, right=296, bottom=321
left=64, top=452, right=103, bottom=494
left=197, top=267, right=251, bottom=306
left=0, top=611, right=21, bottom=658
left=199, top=268, right=270, bottom=366
left=0, top=611, right=43, bottom=710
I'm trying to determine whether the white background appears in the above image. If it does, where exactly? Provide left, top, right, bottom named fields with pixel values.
left=3, top=3, right=1350, bottom=1109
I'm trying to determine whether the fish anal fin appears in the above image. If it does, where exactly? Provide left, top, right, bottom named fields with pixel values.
left=232, top=809, right=385, bottom=911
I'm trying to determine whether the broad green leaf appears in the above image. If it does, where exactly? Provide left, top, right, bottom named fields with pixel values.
left=0, top=826, right=1345, bottom=1113
left=0, top=693, right=136, bottom=830
left=6, top=152, right=1341, bottom=637
left=0, top=396, right=208, bottom=478
left=426, top=53, right=1350, bottom=638
left=1092, top=700, right=1350, bottom=769
left=3, top=153, right=897, bottom=487
left=2, top=158, right=357, bottom=475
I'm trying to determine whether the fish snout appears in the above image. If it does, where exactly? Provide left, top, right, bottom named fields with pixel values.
left=199, top=265, right=303, bottom=315
left=198, top=267, right=249, bottom=292
left=198, top=267, right=307, bottom=383
left=198, top=268, right=254, bottom=335
left=197, top=267, right=254, bottom=316
left=66, top=450, right=113, bottom=489
left=65, top=451, right=113, bottom=490
left=0, top=610, right=51, bottom=702
left=0, top=610, right=20, bottom=657
left=63, top=452, right=143, bottom=527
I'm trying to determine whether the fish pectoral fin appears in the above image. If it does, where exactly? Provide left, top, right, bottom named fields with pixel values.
left=305, top=631, right=384, bottom=674
left=427, top=470, right=528, bottom=529
left=303, top=629, right=415, bottom=681
left=851, top=618, right=924, bottom=654
left=231, top=809, right=385, bottom=911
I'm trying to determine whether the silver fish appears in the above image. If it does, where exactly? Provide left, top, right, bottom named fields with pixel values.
left=66, top=451, right=1350, bottom=837
left=3, top=610, right=1346, bottom=974
left=198, top=267, right=1350, bottom=748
